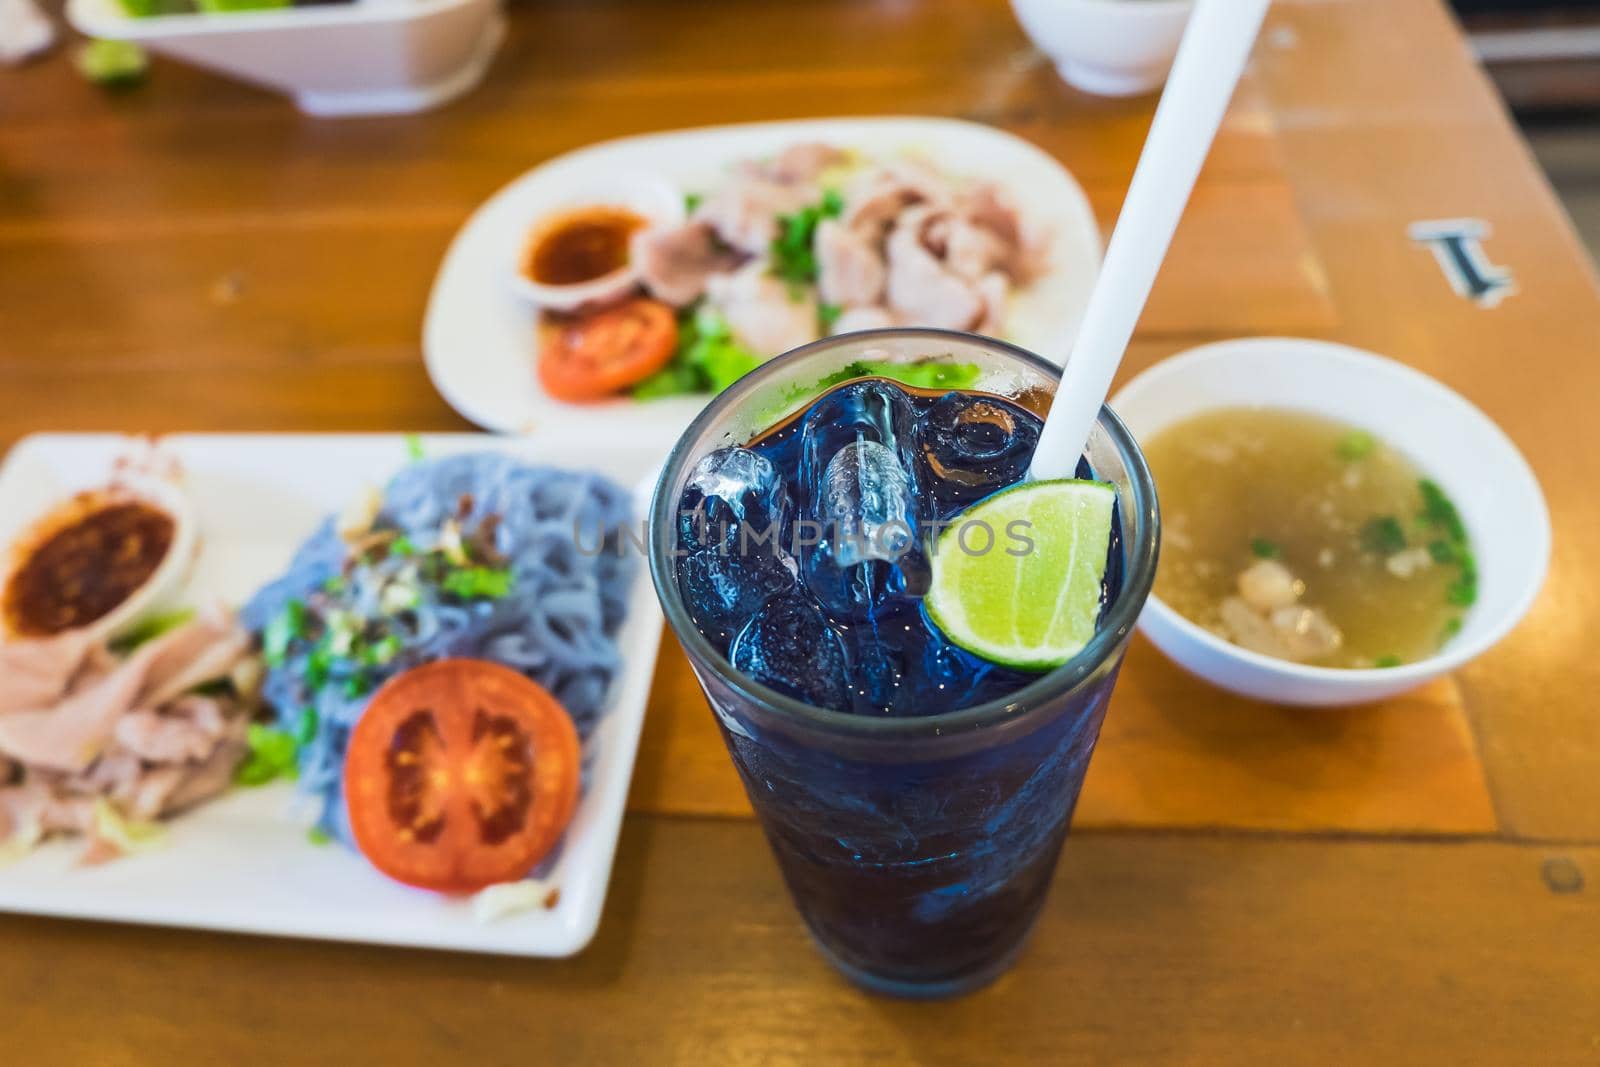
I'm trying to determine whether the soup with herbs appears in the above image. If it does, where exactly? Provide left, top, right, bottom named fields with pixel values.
left=1145, top=408, right=1475, bottom=669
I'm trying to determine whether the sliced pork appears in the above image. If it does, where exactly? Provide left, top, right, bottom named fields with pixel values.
left=759, top=142, right=849, bottom=185
left=943, top=216, right=1012, bottom=282
left=631, top=221, right=744, bottom=307
left=0, top=629, right=95, bottom=715
left=693, top=178, right=816, bottom=256
left=959, top=182, right=1030, bottom=278
left=975, top=271, right=1010, bottom=335
left=594, top=144, right=1043, bottom=363
left=0, top=608, right=255, bottom=858
left=885, top=207, right=984, bottom=331
left=830, top=306, right=898, bottom=335
left=0, top=641, right=159, bottom=772
left=841, top=159, right=955, bottom=242
left=0, top=781, right=50, bottom=849
left=114, top=695, right=233, bottom=764
left=815, top=219, right=887, bottom=309
left=706, top=260, right=820, bottom=356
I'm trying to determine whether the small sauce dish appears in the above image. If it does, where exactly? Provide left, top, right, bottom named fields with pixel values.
left=1111, top=337, right=1550, bottom=706
left=0, top=472, right=198, bottom=645
left=508, top=173, right=684, bottom=314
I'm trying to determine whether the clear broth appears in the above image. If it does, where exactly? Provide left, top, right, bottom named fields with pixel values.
left=1145, top=408, right=1471, bottom=669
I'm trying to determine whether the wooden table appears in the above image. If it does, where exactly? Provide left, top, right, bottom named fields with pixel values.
left=4, top=0, right=1600, bottom=1062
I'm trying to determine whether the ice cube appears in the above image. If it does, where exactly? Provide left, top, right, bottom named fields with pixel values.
left=678, top=446, right=786, bottom=552
left=798, top=380, right=915, bottom=510
left=821, top=439, right=915, bottom=567
left=679, top=546, right=796, bottom=645
left=914, top=392, right=1041, bottom=512
left=729, top=592, right=851, bottom=711
left=803, top=543, right=893, bottom=621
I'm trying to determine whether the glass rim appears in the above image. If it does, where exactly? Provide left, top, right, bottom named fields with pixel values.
left=647, top=327, right=1160, bottom=741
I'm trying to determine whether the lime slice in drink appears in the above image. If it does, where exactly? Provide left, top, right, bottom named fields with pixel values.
left=924, top=479, right=1116, bottom=671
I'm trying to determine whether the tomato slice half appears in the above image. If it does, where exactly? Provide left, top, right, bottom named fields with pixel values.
left=537, top=296, right=678, bottom=402
left=344, top=659, right=581, bottom=894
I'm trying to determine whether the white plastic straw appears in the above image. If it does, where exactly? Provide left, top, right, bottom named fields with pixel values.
left=1030, top=0, right=1271, bottom=479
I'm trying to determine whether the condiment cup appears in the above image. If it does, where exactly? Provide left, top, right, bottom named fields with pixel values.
left=1110, top=337, right=1550, bottom=706
left=1010, top=0, right=1194, bottom=97
left=0, top=472, right=198, bottom=645
left=506, top=173, right=685, bottom=314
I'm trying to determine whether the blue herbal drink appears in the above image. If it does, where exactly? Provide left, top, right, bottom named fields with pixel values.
left=648, top=331, right=1158, bottom=997
left=676, top=378, right=1124, bottom=715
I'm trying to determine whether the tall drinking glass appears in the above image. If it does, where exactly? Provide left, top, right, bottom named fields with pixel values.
left=647, top=330, right=1159, bottom=998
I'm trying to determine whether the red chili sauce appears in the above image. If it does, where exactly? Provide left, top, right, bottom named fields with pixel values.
left=522, top=206, right=646, bottom=286
left=3, top=499, right=174, bottom=637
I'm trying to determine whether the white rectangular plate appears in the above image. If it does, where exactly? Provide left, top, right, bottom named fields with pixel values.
left=0, top=432, right=665, bottom=957
left=423, top=116, right=1102, bottom=443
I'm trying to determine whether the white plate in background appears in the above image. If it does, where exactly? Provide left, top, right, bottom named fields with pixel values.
left=423, top=116, right=1102, bottom=442
left=0, top=433, right=663, bottom=958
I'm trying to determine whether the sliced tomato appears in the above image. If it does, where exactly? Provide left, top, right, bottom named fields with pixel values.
left=344, top=659, right=580, bottom=893
left=538, top=296, right=677, bottom=402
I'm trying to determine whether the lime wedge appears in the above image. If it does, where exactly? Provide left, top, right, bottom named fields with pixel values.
left=924, top=479, right=1116, bottom=671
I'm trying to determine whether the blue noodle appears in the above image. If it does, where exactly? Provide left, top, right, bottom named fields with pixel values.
left=243, top=453, right=636, bottom=845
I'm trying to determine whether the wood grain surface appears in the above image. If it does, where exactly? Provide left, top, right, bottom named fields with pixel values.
left=2, top=820, right=1597, bottom=1065
left=2, top=0, right=1599, bottom=1062
left=633, top=636, right=1497, bottom=834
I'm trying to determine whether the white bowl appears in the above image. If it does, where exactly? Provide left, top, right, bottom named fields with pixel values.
left=1110, top=338, right=1550, bottom=707
left=1010, top=0, right=1192, bottom=97
left=505, top=173, right=686, bottom=314
left=66, top=0, right=504, bottom=117
left=0, top=472, right=198, bottom=645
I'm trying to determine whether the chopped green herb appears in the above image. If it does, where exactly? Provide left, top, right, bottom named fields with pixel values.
left=769, top=188, right=845, bottom=285
left=1374, top=654, right=1402, bottom=669
left=292, top=707, right=319, bottom=748
left=1410, top=479, right=1476, bottom=608
left=818, top=302, right=843, bottom=331
left=234, top=725, right=298, bottom=786
left=1250, top=538, right=1281, bottom=560
left=364, top=633, right=403, bottom=667
left=441, top=566, right=514, bottom=600
left=404, top=434, right=426, bottom=463
left=76, top=39, right=149, bottom=86
left=1441, top=616, right=1463, bottom=641
left=306, top=827, right=333, bottom=846
left=110, top=608, right=196, bottom=654
left=1450, top=543, right=1477, bottom=605
left=342, top=673, right=372, bottom=700
left=390, top=535, right=415, bottom=557
left=1417, top=479, right=1467, bottom=544
left=1336, top=430, right=1376, bottom=462
left=1361, top=516, right=1407, bottom=554
left=262, top=600, right=307, bottom=668
left=684, top=192, right=703, bottom=214
left=304, top=642, right=332, bottom=691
